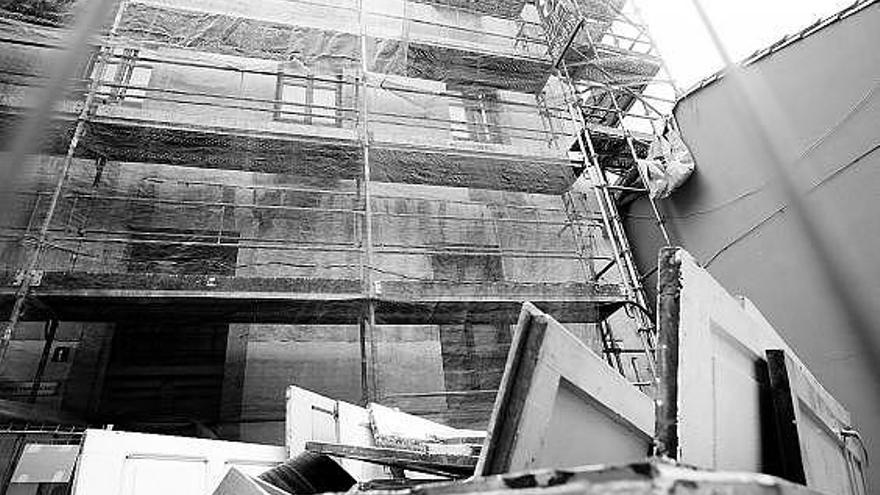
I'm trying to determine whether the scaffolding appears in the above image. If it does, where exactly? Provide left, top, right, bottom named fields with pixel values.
left=533, top=0, right=679, bottom=387
left=0, top=0, right=670, bottom=436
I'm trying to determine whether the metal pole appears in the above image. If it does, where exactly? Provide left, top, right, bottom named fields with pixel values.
left=28, top=319, right=59, bottom=403
left=0, top=66, right=104, bottom=366
left=357, top=0, right=378, bottom=405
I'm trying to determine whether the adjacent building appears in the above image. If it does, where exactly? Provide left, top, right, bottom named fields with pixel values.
left=625, top=0, right=880, bottom=488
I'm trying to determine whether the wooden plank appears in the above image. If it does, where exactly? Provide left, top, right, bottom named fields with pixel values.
left=476, top=303, right=654, bottom=476
left=368, top=402, right=484, bottom=455
left=767, top=349, right=868, bottom=495
left=655, top=248, right=681, bottom=458
left=305, top=442, right=476, bottom=478
left=766, top=350, right=807, bottom=485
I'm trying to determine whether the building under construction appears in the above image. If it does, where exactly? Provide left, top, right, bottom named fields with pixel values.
left=0, top=0, right=674, bottom=446
left=2, top=0, right=879, bottom=494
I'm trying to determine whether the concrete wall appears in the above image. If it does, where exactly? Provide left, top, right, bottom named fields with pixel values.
left=626, top=4, right=880, bottom=488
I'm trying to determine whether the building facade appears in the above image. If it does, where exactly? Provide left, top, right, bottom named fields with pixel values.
left=0, top=0, right=655, bottom=445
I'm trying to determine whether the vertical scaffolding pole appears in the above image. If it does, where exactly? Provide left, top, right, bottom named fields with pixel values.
left=357, top=0, right=378, bottom=405
left=536, top=0, right=684, bottom=387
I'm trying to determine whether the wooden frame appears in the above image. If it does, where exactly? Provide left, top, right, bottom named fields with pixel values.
left=657, top=247, right=794, bottom=473
left=656, top=247, right=867, bottom=492
left=767, top=349, right=868, bottom=495
left=476, top=302, right=654, bottom=476
left=306, top=442, right=476, bottom=478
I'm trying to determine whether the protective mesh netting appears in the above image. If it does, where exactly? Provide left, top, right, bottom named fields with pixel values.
left=0, top=0, right=666, bottom=440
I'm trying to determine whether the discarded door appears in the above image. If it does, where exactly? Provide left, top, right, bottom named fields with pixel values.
left=71, top=429, right=285, bottom=495
left=477, top=303, right=653, bottom=475
left=656, top=247, right=866, bottom=494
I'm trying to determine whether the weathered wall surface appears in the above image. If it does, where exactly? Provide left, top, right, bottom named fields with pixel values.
left=626, top=4, right=880, bottom=488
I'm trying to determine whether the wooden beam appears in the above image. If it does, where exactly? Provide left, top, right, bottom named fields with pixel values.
left=654, top=247, right=681, bottom=458
left=765, top=350, right=807, bottom=485
left=305, top=442, right=476, bottom=478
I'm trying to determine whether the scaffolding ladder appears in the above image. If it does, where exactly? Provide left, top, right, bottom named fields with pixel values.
left=536, top=0, right=677, bottom=387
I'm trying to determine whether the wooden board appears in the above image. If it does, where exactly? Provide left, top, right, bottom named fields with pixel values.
left=306, top=442, right=476, bottom=478
left=285, top=385, right=385, bottom=481
left=767, top=349, right=868, bottom=495
left=476, top=303, right=654, bottom=476
left=369, top=402, right=484, bottom=456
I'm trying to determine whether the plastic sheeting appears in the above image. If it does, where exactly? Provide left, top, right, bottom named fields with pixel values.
left=637, top=116, right=694, bottom=199
left=0, top=0, right=660, bottom=441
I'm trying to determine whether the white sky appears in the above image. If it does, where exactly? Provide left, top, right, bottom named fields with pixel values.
left=636, top=0, right=855, bottom=90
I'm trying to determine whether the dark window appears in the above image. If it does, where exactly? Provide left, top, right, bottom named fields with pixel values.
left=275, top=68, right=343, bottom=127
left=127, top=228, right=239, bottom=276
left=449, top=90, right=505, bottom=144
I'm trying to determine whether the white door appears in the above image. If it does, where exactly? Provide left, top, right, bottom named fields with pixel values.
left=71, top=429, right=285, bottom=495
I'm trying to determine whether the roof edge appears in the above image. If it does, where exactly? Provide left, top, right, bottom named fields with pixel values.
left=675, top=0, right=879, bottom=104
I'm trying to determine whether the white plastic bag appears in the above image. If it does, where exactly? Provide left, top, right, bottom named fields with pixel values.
left=637, top=116, right=695, bottom=199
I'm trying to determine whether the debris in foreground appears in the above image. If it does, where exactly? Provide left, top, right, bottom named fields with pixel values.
left=215, top=458, right=826, bottom=495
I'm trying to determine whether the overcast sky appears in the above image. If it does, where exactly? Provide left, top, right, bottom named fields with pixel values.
left=637, top=0, right=855, bottom=90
